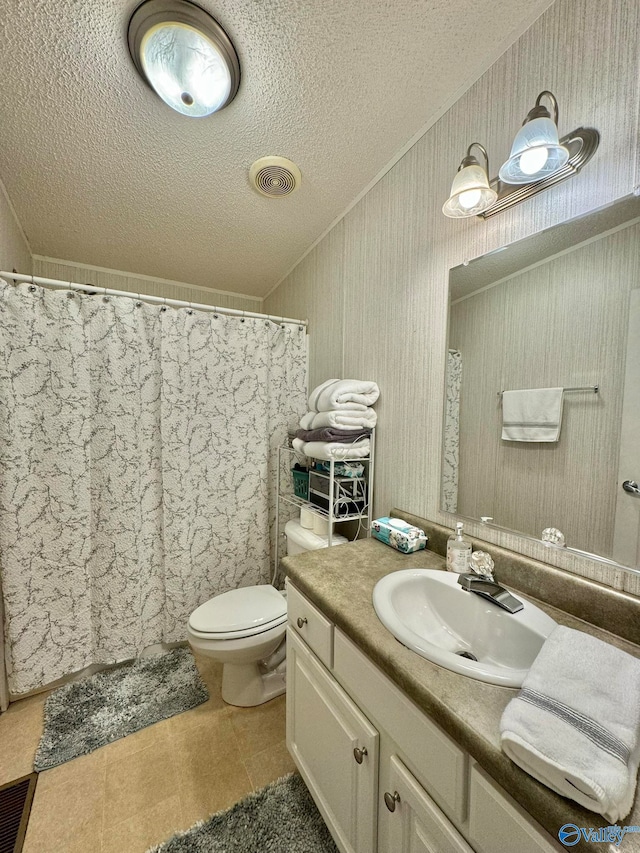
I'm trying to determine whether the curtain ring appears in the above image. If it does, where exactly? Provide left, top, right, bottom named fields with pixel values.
left=67, top=281, right=75, bottom=298
left=28, top=274, right=36, bottom=293
left=213, top=306, right=218, bottom=319
left=103, top=286, right=109, bottom=303
left=240, top=309, right=245, bottom=323
left=136, top=292, right=142, bottom=308
left=160, top=295, right=168, bottom=313
left=187, top=299, right=193, bottom=315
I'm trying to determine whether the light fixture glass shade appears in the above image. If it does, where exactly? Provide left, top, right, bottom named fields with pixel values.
left=128, top=0, right=240, bottom=117
left=499, top=117, right=569, bottom=185
left=141, top=22, right=231, bottom=116
left=442, top=164, right=497, bottom=218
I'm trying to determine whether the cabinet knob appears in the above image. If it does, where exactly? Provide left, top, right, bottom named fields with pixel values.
left=296, top=616, right=307, bottom=629
left=384, top=790, right=401, bottom=812
left=353, top=746, right=368, bottom=764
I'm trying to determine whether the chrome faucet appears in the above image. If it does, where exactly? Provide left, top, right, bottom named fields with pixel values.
left=456, top=552, right=524, bottom=614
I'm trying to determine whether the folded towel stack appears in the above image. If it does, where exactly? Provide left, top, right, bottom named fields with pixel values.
left=296, top=379, right=379, bottom=460
left=500, top=625, right=640, bottom=822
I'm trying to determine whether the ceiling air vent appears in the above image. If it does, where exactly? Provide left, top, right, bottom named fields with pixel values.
left=250, top=156, right=301, bottom=198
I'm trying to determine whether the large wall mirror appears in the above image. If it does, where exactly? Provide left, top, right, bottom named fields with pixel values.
left=442, top=195, right=640, bottom=573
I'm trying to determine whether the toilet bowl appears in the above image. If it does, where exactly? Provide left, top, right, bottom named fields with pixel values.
left=187, top=519, right=347, bottom=707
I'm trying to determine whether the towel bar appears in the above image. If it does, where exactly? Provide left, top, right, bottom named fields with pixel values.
left=497, top=385, right=599, bottom=397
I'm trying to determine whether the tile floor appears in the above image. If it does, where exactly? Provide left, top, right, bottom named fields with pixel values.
left=0, top=652, right=295, bottom=853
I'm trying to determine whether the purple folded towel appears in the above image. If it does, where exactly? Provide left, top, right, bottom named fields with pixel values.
left=294, top=427, right=371, bottom=443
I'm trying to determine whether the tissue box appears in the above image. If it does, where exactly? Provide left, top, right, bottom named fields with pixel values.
left=372, top=517, right=428, bottom=553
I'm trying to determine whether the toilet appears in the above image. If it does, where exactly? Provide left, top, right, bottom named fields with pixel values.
left=187, top=519, right=347, bottom=706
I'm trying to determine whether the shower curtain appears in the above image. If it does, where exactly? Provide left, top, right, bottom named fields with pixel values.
left=442, top=349, right=461, bottom=514
left=0, top=280, right=307, bottom=694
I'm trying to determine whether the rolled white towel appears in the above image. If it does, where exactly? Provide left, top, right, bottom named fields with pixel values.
left=309, top=408, right=377, bottom=431
left=500, top=625, right=640, bottom=822
left=308, top=379, right=380, bottom=412
left=292, top=437, right=370, bottom=461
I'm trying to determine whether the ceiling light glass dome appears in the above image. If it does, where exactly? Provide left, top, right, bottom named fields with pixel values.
left=128, top=0, right=240, bottom=117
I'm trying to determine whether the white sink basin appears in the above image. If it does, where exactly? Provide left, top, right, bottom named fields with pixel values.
left=373, top=569, right=556, bottom=686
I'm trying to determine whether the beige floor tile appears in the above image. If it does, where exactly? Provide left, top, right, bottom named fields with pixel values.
left=243, top=739, right=296, bottom=790
left=0, top=700, right=45, bottom=785
left=178, top=758, right=254, bottom=829
left=102, top=792, right=183, bottom=853
left=228, top=694, right=286, bottom=758
left=103, top=742, right=179, bottom=827
left=174, top=713, right=253, bottom=827
left=23, top=760, right=105, bottom=853
left=37, top=747, right=106, bottom=792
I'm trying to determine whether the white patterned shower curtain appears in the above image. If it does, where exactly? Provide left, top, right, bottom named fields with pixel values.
left=0, top=280, right=307, bottom=695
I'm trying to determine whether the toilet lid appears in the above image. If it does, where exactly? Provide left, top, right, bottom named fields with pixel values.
left=189, top=585, right=287, bottom=635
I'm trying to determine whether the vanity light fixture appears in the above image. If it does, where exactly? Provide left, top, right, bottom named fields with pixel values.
left=128, top=0, right=240, bottom=117
left=443, top=91, right=599, bottom=220
left=442, top=143, right=497, bottom=218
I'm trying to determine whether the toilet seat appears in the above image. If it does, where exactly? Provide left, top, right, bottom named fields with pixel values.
left=188, top=585, right=287, bottom=640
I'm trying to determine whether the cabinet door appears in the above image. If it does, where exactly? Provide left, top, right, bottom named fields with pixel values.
left=286, top=628, right=379, bottom=853
left=382, top=755, right=474, bottom=853
left=468, top=764, right=562, bottom=853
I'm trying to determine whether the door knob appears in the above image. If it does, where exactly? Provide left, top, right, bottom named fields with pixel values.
left=623, top=480, right=640, bottom=495
left=353, top=746, right=368, bottom=764
left=296, top=616, right=307, bottom=628
left=384, top=790, right=401, bottom=812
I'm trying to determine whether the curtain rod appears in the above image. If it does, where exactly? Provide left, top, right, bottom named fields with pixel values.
left=0, top=271, right=308, bottom=328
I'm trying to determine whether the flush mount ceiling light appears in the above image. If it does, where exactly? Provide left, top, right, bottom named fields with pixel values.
left=442, top=143, right=497, bottom=219
left=128, top=0, right=240, bottom=117
left=443, top=91, right=599, bottom=220
left=499, top=91, right=568, bottom=184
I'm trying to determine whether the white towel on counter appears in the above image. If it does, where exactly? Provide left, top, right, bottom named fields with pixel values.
left=292, top=437, right=370, bottom=461
left=307, top=408, right=377, bottom=431
left=500, top=625, right=640, bottom=822
left=501, top=387, right=564, bottom=442
left=308, top=379, right=380, bottom=412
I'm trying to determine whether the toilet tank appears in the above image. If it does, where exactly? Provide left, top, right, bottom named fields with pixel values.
left=285, top=519, right=348, bottom=554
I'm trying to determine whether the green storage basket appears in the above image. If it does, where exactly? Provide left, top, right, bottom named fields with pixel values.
left=292, top=468, right=309, bottom=500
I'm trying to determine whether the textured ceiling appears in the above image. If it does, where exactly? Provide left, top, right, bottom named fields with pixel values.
left=0, top=0, right=552, bottom=297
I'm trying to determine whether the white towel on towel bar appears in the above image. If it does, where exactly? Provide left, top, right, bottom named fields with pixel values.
left=308, top=379, right=380, bottom=412
left=500, top=626, right=640, bottom=822
left=501, top=387, right=564, bottom=442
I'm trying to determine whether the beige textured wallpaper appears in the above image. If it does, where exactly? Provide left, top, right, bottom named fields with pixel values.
left=32, top=257, right=262, bottom=314
left=265, top=0, right=640, bottom=594
left=450, top=223, right=639, bottom=559
left=0, top=181, right=31, bottom=274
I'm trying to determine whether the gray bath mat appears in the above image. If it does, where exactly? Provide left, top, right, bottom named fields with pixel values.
left=148, top=773, right=338, bottom=853
left=34, top=648, right=208, bottom=771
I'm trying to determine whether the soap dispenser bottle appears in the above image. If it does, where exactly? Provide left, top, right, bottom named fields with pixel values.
left=446, top=522, right=472, bottom=573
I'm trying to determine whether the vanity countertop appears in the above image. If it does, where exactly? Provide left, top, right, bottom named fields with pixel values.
left=282, top=537, right=640, bottom=851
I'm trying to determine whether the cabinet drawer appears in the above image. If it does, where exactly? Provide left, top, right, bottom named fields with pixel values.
left=334, top=628, right=467, bottom=824
left=468, top=764, right=562, bottom=853
left=286, top=580, right=334, bottom=669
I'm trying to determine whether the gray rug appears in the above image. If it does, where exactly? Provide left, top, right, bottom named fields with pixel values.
left=148, top=773, right=338, bottom=853
left=34, top=648, right=208, bottom=771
